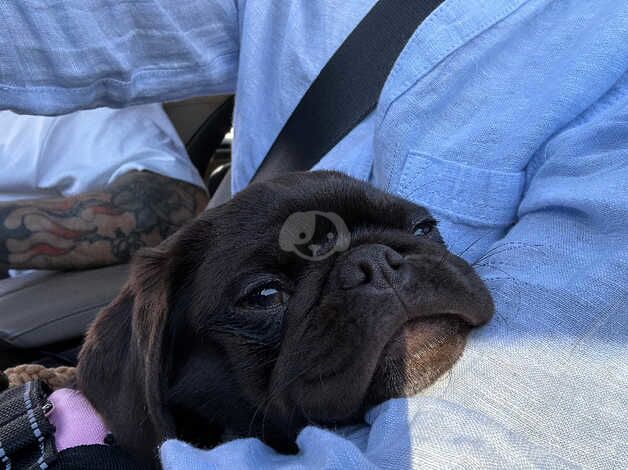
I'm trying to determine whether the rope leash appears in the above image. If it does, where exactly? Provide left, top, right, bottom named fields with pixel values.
left=2, top=364, right=77, bottom=391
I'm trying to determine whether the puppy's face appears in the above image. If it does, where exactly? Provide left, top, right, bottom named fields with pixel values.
left=78, top=171, right=493, bottom=459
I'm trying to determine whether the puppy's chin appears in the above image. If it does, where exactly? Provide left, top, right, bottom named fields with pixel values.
left=365, top=317, right=469, bottom=407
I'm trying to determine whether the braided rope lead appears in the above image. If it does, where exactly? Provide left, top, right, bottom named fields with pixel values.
left=3, top=365, right=77, bottom=391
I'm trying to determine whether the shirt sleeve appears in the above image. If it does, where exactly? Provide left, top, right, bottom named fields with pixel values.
left=0, top=0, right=239, bottom=115
left=39, top=104, right=207, bottom=196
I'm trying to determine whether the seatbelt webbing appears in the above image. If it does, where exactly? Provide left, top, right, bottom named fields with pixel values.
left=251, top=0, right=444, bottom=183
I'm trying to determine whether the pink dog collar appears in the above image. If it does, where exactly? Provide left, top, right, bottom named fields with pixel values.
left=48, top=388, right=109, bottom=451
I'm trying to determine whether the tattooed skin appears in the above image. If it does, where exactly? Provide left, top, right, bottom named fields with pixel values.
left=0, top=171, right=208, bottom=270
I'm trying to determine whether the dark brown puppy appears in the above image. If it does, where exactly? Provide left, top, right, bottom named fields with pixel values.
left=78, top=171, right=493, bottom=462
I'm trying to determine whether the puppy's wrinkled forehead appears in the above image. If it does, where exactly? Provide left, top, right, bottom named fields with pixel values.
left=212, top=172, right=426, bottom=242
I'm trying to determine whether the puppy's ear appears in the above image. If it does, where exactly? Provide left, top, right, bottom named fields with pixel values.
left=78, top=234, right=185, bottom=460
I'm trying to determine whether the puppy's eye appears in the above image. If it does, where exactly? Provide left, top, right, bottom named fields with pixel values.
left=239, top=283, right=289, bottom=311
left=412, top=218, right=436, bottom=237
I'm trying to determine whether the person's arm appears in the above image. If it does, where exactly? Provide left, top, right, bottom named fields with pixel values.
left=0, top=0, right=239, bottom=114
left=0, top=171, right=208, bottom=270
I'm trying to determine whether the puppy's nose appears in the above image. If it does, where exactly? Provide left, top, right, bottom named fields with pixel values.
left=340, top=244, right=404, bottom=289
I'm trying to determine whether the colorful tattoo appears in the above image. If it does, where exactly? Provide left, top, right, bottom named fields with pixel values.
left=0, top=171, right=207, bottom=270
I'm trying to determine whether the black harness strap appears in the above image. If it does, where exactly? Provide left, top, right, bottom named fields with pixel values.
left=0, top=381, right=56, bottom=470
left=252, top=0, right=445, bottom=183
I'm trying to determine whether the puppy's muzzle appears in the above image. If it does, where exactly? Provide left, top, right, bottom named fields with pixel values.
left=338, top=244, right=493, bottom=327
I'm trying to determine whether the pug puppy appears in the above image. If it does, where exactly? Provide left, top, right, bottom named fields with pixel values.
left=78, top=171, right=493, bottom=462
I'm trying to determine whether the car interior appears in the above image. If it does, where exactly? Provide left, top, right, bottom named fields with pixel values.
left=0, top=95, right=235, bottom=369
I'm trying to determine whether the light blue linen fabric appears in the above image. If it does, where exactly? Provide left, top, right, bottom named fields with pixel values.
left=1, top=0, right=627, bottom=468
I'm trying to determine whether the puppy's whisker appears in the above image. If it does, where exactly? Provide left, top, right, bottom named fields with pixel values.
left=248, top=363, right=316, bottom=438
left=443, top=368, right=455, bottom=396
left=251, top=347, right=314, bottom=369
left=297, top=398, right=316, bottom=428
left=473, top=249, right=519, bottom=266
left=383, top=361, right=403, bottom=395
left=474, top=241, right=535, bottom=262
left=472, top=241, right=548, bottom=267
left=472, top=262, right=516, bottom=280
left=472, top=247, right=516, bottom=266
left=436, top=249, right=450, bottom=272
left=239, top=345, right=318, bottom=374
left=204, top=324, right=281, bottom=346
left=456, top=233, right=490, bottom=259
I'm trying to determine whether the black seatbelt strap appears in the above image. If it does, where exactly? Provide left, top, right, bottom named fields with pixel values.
left=251, top=0, right=444, bottom=183
left=0, top=380, right=56, bottom=470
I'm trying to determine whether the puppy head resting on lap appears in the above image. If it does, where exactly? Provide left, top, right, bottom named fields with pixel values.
left=77, top=171, right=494, bottom=460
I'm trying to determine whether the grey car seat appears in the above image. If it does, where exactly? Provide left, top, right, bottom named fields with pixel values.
left=0, top=96, right=234, bottom=365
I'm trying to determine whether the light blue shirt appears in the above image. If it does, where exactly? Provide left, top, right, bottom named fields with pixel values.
left=1, top=0, right=627, bottom=468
